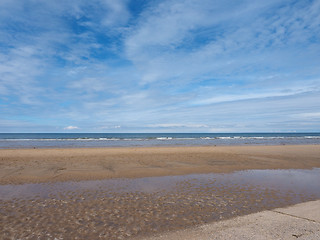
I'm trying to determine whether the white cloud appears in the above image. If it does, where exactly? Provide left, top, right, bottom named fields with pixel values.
left=0, top=45, right=45, bottom=104
left=125, top=0, right=320, bottom=87
left=64, top=126, right=79, bottom=130
left=292, top=112, right=320, bottom=119
left=1, top=0, right=320, bottom=132
left=148, top=123, right=208, bottom=128
left=100, top=125, right=121, bottom=129
left=100, top=0, right=130, bottom=27
left=190, top=87, right=314, bottom=106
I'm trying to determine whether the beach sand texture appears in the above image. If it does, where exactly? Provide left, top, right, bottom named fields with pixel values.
left=1, top=145, right=320, bottom=239
left=1, top=145, right=320, bottom=184
left=2, top=175, right=319, bottom=239
left=141, top=200, right=320, bottom=240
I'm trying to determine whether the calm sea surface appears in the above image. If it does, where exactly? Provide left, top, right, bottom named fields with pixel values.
left=0, top=133, right=320, bottom=149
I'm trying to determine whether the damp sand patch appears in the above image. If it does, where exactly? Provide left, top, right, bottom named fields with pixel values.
left=1, top=168, right=320, bottom=239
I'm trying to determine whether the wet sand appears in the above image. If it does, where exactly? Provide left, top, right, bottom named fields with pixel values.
left=141, top=200, right=320, bottom=240
left=1, top=169, right=320, bottom=239
left=1, top=145, right=320, bottom=184
left=1, top=145, right=320, bottom=239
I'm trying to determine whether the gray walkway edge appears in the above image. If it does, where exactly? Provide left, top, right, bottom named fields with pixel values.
left=142, top=200, right=320, bottom=240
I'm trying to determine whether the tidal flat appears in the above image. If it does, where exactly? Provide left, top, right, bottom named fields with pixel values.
left=1, top=168, right=320, bottom=239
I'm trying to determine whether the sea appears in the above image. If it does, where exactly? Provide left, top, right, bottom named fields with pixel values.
left=0, top=133, right=320, bottom=149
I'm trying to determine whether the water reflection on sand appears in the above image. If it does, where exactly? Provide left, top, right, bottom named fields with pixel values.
left=1, top=168, right=320, bottom=239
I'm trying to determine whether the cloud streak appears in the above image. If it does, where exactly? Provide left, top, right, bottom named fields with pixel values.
left=0, top=0, right=319, bottom=132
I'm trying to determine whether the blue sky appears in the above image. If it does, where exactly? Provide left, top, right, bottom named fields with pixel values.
left=0, top=0, right=320, bottom=133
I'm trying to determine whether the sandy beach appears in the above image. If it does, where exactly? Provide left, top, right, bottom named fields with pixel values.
left=1, top=145, right=320, bottom=239
left=2, top=0, right=320, bottom=238
left=1, top=145, right=320, bottom=184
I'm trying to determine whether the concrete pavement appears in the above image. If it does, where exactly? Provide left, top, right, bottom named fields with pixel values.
left=143, top=200, right=320, bottom=240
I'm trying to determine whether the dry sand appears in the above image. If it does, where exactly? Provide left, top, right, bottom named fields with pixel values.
left=1, top=145, right=320, bottom=184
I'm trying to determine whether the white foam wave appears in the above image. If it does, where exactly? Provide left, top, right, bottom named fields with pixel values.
left=1, top=136, right=320, bottom=142
left=156, top=137, right=173, bottom=140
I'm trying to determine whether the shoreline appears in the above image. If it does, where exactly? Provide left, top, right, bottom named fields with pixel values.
left=1, top=142, right=319, bottom=150
left=1, top=144, right=320, bottom=184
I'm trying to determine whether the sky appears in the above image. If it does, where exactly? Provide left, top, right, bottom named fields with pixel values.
left=0, top=0, right=320, bottom=133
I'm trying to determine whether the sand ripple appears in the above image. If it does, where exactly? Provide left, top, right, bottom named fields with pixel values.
left=1, top=171, right=319, bottom=239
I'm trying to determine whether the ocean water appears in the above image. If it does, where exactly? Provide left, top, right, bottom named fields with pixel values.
left=0, top=133, right=320, bottom=149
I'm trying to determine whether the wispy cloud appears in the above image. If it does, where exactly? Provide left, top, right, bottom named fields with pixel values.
left=292, top=112, right=320, bottom=119
left=125, top=0, right=320, bottom=86
left=148, top=124, right=208, bottom=128
left=0, top=0, right=320, bottom=132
